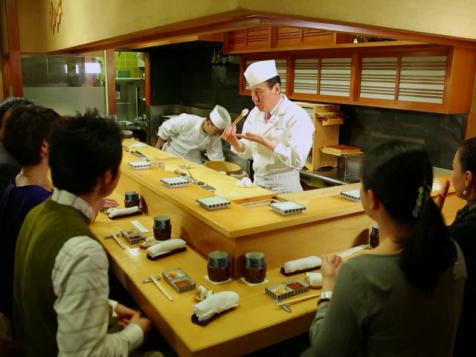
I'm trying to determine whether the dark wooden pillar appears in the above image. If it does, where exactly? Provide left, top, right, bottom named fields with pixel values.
left=1, top=0, right=23, bottom=97
left=105, top=49, right=117, bottom=116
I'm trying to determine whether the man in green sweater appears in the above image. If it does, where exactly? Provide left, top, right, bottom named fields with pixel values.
left=14, top=110, right=151, bottom=356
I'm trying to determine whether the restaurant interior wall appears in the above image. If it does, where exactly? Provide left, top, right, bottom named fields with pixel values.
left=340, top=106, right=466, bottom=169
left=149, top=42, right=251, bottom=112
left=15, top=0, right=476, bottom=54
left=21, top=54, right=107, bottom=115
left=16, top=0, right=239, bottom=53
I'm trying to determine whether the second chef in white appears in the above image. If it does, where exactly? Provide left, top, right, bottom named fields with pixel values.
left=156, top=105, right=231, bottom=164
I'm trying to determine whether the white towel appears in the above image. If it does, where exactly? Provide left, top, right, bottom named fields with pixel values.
left=107, top=206, right=140, bottom=219
left=283, top=256, right=322, bottom=274
left=236, top=177, right=252, bottom=188
left=305, top=272, right=323, bottom=288
left=193, top=291, right=239, bottom=322
left=146, top=238, right=186, bottom=256
left=130, top=142, right=147, bottom=149
left=336, top=244, right=367, bottom=258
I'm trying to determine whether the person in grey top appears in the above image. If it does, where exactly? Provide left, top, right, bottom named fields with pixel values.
left=304, top=142, right=466, bottom=357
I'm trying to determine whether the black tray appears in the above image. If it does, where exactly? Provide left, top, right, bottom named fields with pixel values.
left=280, top=266, right=320, bottom=277
left=191, top=307, right=236, bottom=326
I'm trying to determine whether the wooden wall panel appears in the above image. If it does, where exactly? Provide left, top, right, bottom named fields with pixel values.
left=240, top=45, right=476, bottom=114
left=360, top=57, right=398, bottom=100
left=446, top=47, right=476, bottom=114
left=320, top=57, right=352, bottom=97
left=293, top=58, right=318, bottom=94
left=398, top=55, right=446, bottom=104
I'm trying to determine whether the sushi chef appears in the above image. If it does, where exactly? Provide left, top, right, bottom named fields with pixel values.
left=155, top=105, right=231, bottom=164
left=222, top=60, right=314, bottom=193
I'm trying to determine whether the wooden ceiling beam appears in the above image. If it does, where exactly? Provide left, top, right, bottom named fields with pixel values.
left=45, top=9, right=476, bottom=54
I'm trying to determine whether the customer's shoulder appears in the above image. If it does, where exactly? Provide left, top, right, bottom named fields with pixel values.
left=344, top=253, right=399, bottom=271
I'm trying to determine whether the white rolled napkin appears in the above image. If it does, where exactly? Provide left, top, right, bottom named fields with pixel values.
left=336, top=244, right=367, bottom=258
left=236, top=177, right=252, bottom=188
left=193, top=291, right=239, bottom=322
left=130, top=142, right=147, bottom=149
left=305, top=272, right=323, bottom=288
left=283, top=256, right=322, bottom=274
left=146, top=238, right=186, bottom=256
left=107, top=206, right=140, bottom=219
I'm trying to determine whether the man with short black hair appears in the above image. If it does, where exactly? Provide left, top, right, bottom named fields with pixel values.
left=0, top=97, right=34, bottom=196
left=14, top=110, right=150, bottom=356
left=222, top=60, right=314, bottom=193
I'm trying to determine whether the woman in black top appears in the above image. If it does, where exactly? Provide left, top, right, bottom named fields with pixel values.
left=438, top=137, right=476, bottom=357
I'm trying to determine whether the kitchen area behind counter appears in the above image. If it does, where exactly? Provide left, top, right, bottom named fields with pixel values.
left=141, top=41, right=467, bottom=189
left=148, top=104, right=252, bottom=174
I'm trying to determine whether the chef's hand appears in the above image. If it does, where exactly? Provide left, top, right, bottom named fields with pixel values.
left=434, top=179, right=450, bottom=210
left=237, top=131, right=276, bottom=151
left=320, top=254, right=343, bottom=292
left=222, top=124, right=244, bottom=152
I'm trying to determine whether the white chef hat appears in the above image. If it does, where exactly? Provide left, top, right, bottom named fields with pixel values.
left=244, top=60, right=278, bottom=88
left=209, top=105, right=231, bottom=130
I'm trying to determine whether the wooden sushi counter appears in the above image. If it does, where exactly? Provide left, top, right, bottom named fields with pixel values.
left=90, top=139, right=466, bottom=356
left=113, top=140, right=376, bottom=277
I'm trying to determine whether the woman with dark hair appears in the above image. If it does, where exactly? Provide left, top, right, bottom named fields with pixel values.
left=304, top=141, right=466, bottom=357
left=437, top=137, right=476, bottom=357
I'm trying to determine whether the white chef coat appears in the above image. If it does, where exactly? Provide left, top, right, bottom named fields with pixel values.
left=157, top=114, right=225, bottom=164
left=232, top=95, right=314, bottom=193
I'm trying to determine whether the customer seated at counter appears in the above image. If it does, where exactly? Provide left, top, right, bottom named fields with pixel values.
left=14, top=110, right=151, bottom=356
left=0, top=104, right=60, bottom=324
left=436, top=137, right=476, bottom=357
left=222, top=60, right=315, bottom=194
left=0, top=97, right=34, bottom=197
left=303, top=141, right=466, bottom=356
left=155, top=104, right=231, bottom=164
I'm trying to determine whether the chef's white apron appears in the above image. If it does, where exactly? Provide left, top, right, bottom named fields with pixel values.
left=254, top=170, right=302, bottom=194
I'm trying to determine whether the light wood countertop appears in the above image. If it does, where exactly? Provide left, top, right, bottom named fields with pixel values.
left=120, top=144, right=458, bottom=238
left=92, top=214, right=320, bottom=357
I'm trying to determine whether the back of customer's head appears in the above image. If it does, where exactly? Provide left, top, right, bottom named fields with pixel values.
left=49, top=109, right=122, bottom=195
left=457, top=136, right=476, bottom=175
left=362, top=141, right=455, bottom=294
left=0, top=97, right=34, bottom=130
left=0, top=104, right=60, bottom=166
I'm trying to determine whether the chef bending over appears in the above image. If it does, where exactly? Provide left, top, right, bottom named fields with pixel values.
left=156, top=105, right=231, bottom=164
